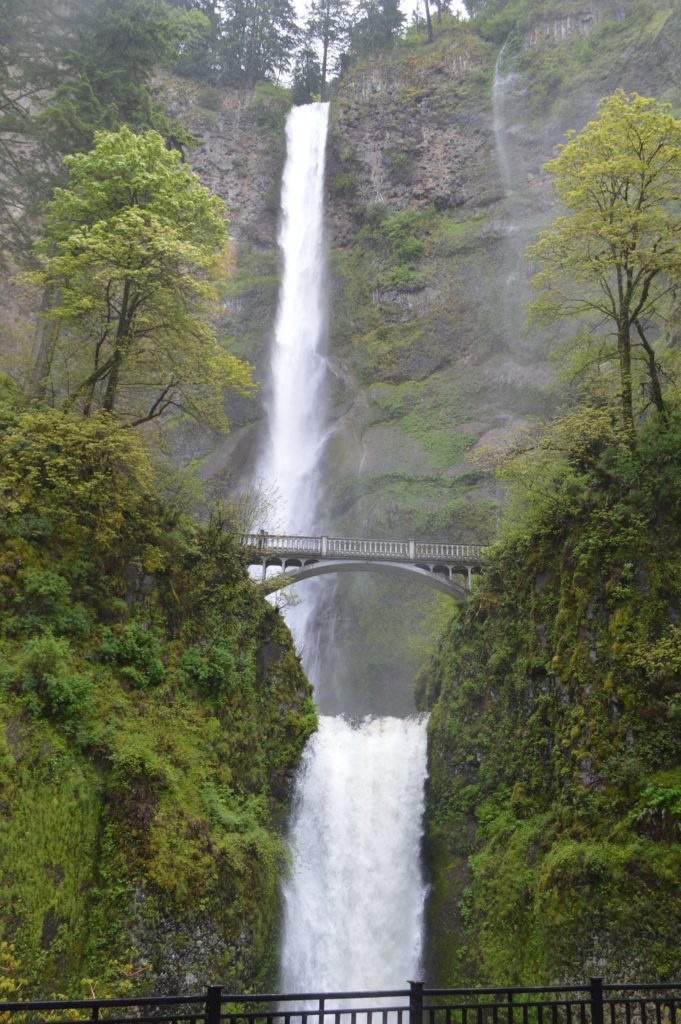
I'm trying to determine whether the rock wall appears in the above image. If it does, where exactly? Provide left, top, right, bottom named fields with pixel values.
left=173, top=0, right=681, bottom=714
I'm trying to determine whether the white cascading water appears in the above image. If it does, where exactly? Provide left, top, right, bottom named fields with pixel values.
left=280, top=716, right=428, bottom=992
left=257, top=102, right=429, bottom=994
left=492, top=42, right=516, bottom=196
left=256, top=103, right=329, bottom=535
left=492, top=42, right=529, bottom=354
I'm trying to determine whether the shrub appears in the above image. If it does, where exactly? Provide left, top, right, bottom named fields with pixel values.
left=178, top=641, right=237, bottom=696
left=99, top=621, right=165, bottom=688
left=16, top=632, right=93, bottom=727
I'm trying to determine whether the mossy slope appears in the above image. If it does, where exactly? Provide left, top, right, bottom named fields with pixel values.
left=420, top=422, right=681, bottom=984
left=0, top=398, right=316, bottom=997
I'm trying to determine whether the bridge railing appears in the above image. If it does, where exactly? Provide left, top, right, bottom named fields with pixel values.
left=326, top=538, right=410, bottom=559
left=240, top=535, right=485, bottom=565
left=414, top=543, right=483, bottom=561
left=2, top=981, right=679, bottom=1024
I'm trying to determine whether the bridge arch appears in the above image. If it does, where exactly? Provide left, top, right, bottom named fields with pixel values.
left=259, top=559, right=469, bottom=599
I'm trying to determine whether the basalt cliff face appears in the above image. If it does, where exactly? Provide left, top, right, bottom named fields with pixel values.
left=186, top=0, right=681, bottom=713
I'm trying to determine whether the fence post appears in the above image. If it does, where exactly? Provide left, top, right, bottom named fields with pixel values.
left=206, top=985, right=223, bottom=1024
left=409, top=980, right=424, bottom=1024
left=590, top=978, right=604, bottom=1024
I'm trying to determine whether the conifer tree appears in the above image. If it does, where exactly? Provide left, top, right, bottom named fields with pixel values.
left=349, top=0, right=405, bottom=59
left=303, top=0, right=352, bottom=101
left=219, top=0, right=299, bottom=86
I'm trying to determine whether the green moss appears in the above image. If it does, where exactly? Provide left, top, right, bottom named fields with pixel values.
left=248, top=82, right=293, bottom=134
left=422, top=415, right=681, bottom=984
left=0, top=406, right=316, bottom=996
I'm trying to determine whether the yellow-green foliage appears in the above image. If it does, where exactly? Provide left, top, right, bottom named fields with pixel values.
left=30, top=127, right=253, bottom=430
left=422, top=412, right=681, bottom=985
left=0, top=398, right=316, bottom=996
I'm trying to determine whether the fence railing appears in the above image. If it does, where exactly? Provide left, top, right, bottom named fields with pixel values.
left=2, top=981, right=680, bottom=1024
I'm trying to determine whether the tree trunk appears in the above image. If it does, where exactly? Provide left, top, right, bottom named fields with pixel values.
left=617, top=321, right=636, bottom=444
left=29, top=287, right=60, bottom=403
left=103, top=278, right=132, bottom=413
left=320, top=1, right=330, bottom=101
left=634, top=319, right=668, bottom=424
left=424, top=0, right=434, bottom=42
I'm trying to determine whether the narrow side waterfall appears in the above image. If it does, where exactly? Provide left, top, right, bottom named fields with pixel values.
left=491, top=42, right=530, bottom=354
left=492, top=46, right=516, bottom=197
left=257, top=102, right=429, bottom=994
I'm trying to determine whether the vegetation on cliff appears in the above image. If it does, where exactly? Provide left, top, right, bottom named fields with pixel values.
left=421, top=85, right=681, bottom=985
left=0, top=38, right=313, bottom=992
left=0, top=390, right=316, bottom=996
left=422, top=405, right=681, bottom=983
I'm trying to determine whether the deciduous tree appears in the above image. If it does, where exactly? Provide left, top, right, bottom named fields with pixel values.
left=528, top=91, right=681, bottom=441
left=30, top=127, right=253, bottom=430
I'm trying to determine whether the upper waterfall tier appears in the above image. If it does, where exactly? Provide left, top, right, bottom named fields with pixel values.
left=257, top=102, right=330, bottom=535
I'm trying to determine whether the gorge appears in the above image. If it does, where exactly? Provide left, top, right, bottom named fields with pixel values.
left=0, top=0, right=680, bottom=999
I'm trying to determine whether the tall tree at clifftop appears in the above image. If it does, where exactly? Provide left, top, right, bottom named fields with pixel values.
left=30, top=128, right=253, bottom=428
left=528, top=91, right=681, bottom=440
left=215, top=0, right=299, bottom=86
left=349, top=0, right=405, bottom=58
left=303, top=0, right=352, bottom=100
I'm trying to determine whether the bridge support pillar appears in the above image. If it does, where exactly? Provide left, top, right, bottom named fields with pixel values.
left=466, top=566, right=473, bottom=590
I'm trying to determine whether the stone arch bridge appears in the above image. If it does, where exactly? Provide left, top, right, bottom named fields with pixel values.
left=240, top=533, right=485, bottom=599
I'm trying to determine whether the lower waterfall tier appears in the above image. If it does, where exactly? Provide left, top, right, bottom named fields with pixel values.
left=280, top=715, right=428, bottom=991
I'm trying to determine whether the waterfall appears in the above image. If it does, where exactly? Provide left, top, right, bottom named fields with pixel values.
left=257, top=102, right=429, bottom=994
left=491, top=41, right=531, bottom=354
left=280, top=717, right=428, bottom=992
left=492, top=42, right=517, bottom=197
left=256, top=102, right=329, bottom=534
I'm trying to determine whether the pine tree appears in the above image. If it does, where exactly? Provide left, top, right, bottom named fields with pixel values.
left=349, top=0, right=405, bottom=59
left=304, top=0, right=353, bottom=101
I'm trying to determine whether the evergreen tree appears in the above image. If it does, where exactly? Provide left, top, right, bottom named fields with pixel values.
left=292, top=37, right=323, bottom=105
left=303, top=0, right=352, bottom=101
left=41, top=0, right=204, bottom=155
left=349, top=0, right=405, bottom=59
left=227, top=0, right=299, bottom=86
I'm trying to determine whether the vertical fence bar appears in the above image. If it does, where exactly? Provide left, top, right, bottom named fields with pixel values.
left=206, top=986, right=223, bottom=1024
left=590, top=979, right=604, bottom=1024
left=410, top=982, right=424, bottom=1024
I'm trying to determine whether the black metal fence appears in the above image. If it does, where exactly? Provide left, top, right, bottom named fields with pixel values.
left=1, top=980, right=679, bottom=1024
